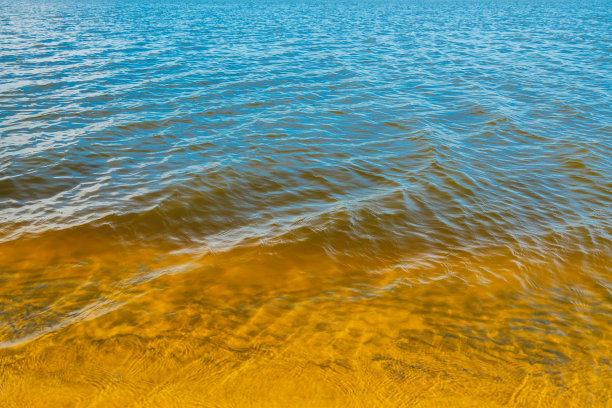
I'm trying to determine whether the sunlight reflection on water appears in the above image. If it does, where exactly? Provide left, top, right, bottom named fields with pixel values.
left=0, top=0, right=611, bottom=406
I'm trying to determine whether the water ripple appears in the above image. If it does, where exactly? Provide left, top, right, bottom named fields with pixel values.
left=1, top=0, right=611, bottom=405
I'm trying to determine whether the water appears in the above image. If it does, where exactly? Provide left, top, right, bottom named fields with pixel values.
left=1, top=0, right=611, bottom=405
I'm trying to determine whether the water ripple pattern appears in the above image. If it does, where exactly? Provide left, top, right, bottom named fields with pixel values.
left=0, top=0, right=611, bottom=406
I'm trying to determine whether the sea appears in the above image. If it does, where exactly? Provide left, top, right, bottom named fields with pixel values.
left=1, top=0, right=611, bottom=406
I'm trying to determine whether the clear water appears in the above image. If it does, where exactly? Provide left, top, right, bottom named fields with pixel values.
left=1, top=0, right=611, bottom=406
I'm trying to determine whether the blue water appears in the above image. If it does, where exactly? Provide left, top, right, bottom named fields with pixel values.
left=2, top=0, right=610, bottom=247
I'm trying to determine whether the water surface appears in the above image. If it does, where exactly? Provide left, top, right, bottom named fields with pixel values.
left=1, top=0, right=611, bottom=406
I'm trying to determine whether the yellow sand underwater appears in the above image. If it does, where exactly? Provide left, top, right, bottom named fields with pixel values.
left=1, top=233, right=610, bottom=407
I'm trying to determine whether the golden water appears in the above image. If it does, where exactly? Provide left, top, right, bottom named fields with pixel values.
left=1, top=224, right=610, bottom=406
left=1, top=0, right=612, bottom=406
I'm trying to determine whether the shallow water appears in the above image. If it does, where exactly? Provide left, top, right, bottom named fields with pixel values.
left=1, top=0, right=611, bottom=406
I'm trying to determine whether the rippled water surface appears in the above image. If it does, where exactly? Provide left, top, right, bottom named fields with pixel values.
left=1, top=0, right=611, bottom=406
